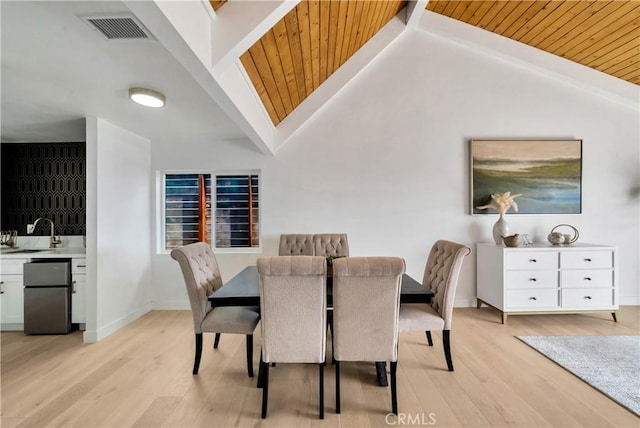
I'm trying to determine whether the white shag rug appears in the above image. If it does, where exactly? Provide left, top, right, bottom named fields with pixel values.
left=517, top=335, right=640, bottom=416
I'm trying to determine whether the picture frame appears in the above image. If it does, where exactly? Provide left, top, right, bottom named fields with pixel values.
left=470, top=139, right=582, bottom=215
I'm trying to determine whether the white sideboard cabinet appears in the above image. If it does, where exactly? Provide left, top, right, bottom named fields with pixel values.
left=476, top=242, right=618, bottom=324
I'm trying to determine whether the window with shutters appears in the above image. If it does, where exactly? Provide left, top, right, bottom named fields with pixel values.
left=161, top=171, right=260, bottom=252
left=214, top=174, right=260, bottom=249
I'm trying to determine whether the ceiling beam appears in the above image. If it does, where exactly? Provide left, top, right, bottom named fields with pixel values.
left=405, top=0, right=428, bottom=29
left=211, top=0, right=301, bottom=75
left=124, top=0, right=276, bottom=154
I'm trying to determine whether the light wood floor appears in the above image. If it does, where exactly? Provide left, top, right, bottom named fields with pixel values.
left=2, top=306, right=639, bottom=428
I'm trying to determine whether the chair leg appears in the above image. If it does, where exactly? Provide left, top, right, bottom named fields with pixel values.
left=328, top=310, right=336, bottom=365
left=335, top=361, right=341, bottom=414
left=443, top=330, right=454, bottom=371
left=319, top=363, right=325, bottom=419
left=425, top=331, right=433, bottom=346
left=193, top=333, right=203, bottom=375
left=246, top=334, right=254, bottom=378
left=390, top=361, right=398, bottom=415
left=213, top=333, right=221, bottom=349
left=261, top=361, right=269, bottom=418
left=375, top=362, right=388, bottom=387
left=257, top=350, right=264, bottom=388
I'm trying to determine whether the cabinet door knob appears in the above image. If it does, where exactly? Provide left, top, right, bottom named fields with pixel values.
left=0, top=280, right=3, bottom=294
left=584, top=277, right=592, bottom=281
left=529, top=259, right=537, bottom=263
left=76, top=264, right=86, bottom=268
left=584, top=258, right=592, bottom=262
left=584, top=296, right=592, bottom=300
left=72, top=281, right=76, bottom=293
left=529, top=296, right=537, bottom=301
left=529, top=278, right=537, bottom=282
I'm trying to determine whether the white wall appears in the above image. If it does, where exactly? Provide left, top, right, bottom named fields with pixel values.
left=85, top=117, right=152, bottom=342
left=151, top=28, right=639, bottom=308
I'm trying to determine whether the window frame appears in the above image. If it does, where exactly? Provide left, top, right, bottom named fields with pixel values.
left=157, top=170, right=261, bottom=254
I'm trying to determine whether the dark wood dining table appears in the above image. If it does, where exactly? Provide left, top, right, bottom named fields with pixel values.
left=208, top=265, right=433, bottom=387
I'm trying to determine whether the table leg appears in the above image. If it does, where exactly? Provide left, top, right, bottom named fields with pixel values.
left=376, top=362, right=388, bottom=387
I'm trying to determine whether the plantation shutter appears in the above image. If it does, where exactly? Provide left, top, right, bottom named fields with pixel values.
left=215, top=175, right=259, bottom=248
left=164, top=174, right=211, bottom=249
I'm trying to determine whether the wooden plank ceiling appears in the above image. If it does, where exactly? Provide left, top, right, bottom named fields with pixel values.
left=211, top=1, right=638, bottom=128
left=427, top=1, right=640, bottom=86
left=238, top=0, right=406, bottom=126
left=211, top=0, right=406, bottom=125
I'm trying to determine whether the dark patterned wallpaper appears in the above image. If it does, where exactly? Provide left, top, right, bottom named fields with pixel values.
left=1, top=142, right=86, bottom=236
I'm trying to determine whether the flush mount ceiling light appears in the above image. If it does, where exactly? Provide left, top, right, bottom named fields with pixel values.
left=129, top=87, right=165, bottom=108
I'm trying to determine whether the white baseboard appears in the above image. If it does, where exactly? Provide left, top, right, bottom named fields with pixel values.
left=83, top=302, right=153, bottom=343
left=620, top=296, right=640, bottom=305
left=454, top=297, right=477, bottom=308
left=0, top=323, right=24, bottom=331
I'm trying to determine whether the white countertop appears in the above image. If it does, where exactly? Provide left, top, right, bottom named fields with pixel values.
left=0, top=247, right=86, bottom=259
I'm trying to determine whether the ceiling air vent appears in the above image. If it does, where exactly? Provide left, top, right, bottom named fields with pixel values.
left=82, top=14, right=155, bottom=40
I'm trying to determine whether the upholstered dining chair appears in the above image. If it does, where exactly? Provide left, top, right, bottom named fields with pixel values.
left=313, top=233, right=350, bottom=258
left=332, top=257, right=405, bottom=415
left=278, top=234, right=315, bottom=256
left=399, top=240, right=471, bottom=372
left=171, top=242, right=260, bottom=376
left=256, top=256, right=327, bottom=419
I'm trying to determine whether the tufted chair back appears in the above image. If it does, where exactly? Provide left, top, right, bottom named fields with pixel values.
left=313, top=234, right=349, bottom=258
left=171, top=242, right=223, bottom=333
left=257, top=256, right=327, bottom=363
left=332, top=257, right=405, bottom=362
left=278, top=234, right=315, bottom=256
left=422, top=240, right=471, bottom=330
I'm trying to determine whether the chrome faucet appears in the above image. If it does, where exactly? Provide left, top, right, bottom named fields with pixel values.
left=27, top=217, right=62, bottom=248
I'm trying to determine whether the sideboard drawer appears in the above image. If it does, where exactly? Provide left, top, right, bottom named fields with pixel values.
left=507, top=289, right=559, bottom=309
left=562, top=288, right=614, bottom=308
left=506, top=270, right=558, bottom=289
left=506, top=252, right=558, bottom=270
left=561, top=251, right=613, bottom=269
left=561, top=270, right=613, bottom=288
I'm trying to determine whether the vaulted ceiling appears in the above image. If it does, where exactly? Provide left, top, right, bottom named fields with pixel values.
left=2, top=1, right=637, bottom=151
left=211, top=0, right=639, bottom=127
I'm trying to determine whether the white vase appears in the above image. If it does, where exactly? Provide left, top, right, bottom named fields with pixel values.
left=492, top=214, right=509, bottom=245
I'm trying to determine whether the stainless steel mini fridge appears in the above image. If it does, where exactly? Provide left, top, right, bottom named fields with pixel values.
left=23, top=260, right=72, bottom=334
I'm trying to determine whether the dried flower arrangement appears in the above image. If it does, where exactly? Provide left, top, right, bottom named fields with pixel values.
left=476, top=192, right=522, bottom=216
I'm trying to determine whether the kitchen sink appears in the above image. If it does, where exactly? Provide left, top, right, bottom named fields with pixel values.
left=9, top=249, right=49, bottom=253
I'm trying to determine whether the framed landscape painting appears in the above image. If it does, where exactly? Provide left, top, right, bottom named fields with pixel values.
left=471, top=139, right=582, bottom=214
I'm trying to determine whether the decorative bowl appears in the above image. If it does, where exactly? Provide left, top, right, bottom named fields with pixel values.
left=502, top=234, right=522, bottom=247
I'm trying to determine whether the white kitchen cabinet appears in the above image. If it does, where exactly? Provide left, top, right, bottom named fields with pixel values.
left=71, top=258, right=86, bottom=326
left=0, top=259, right=27, bottom=329
left=476, top=243, right=617, bottom=324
